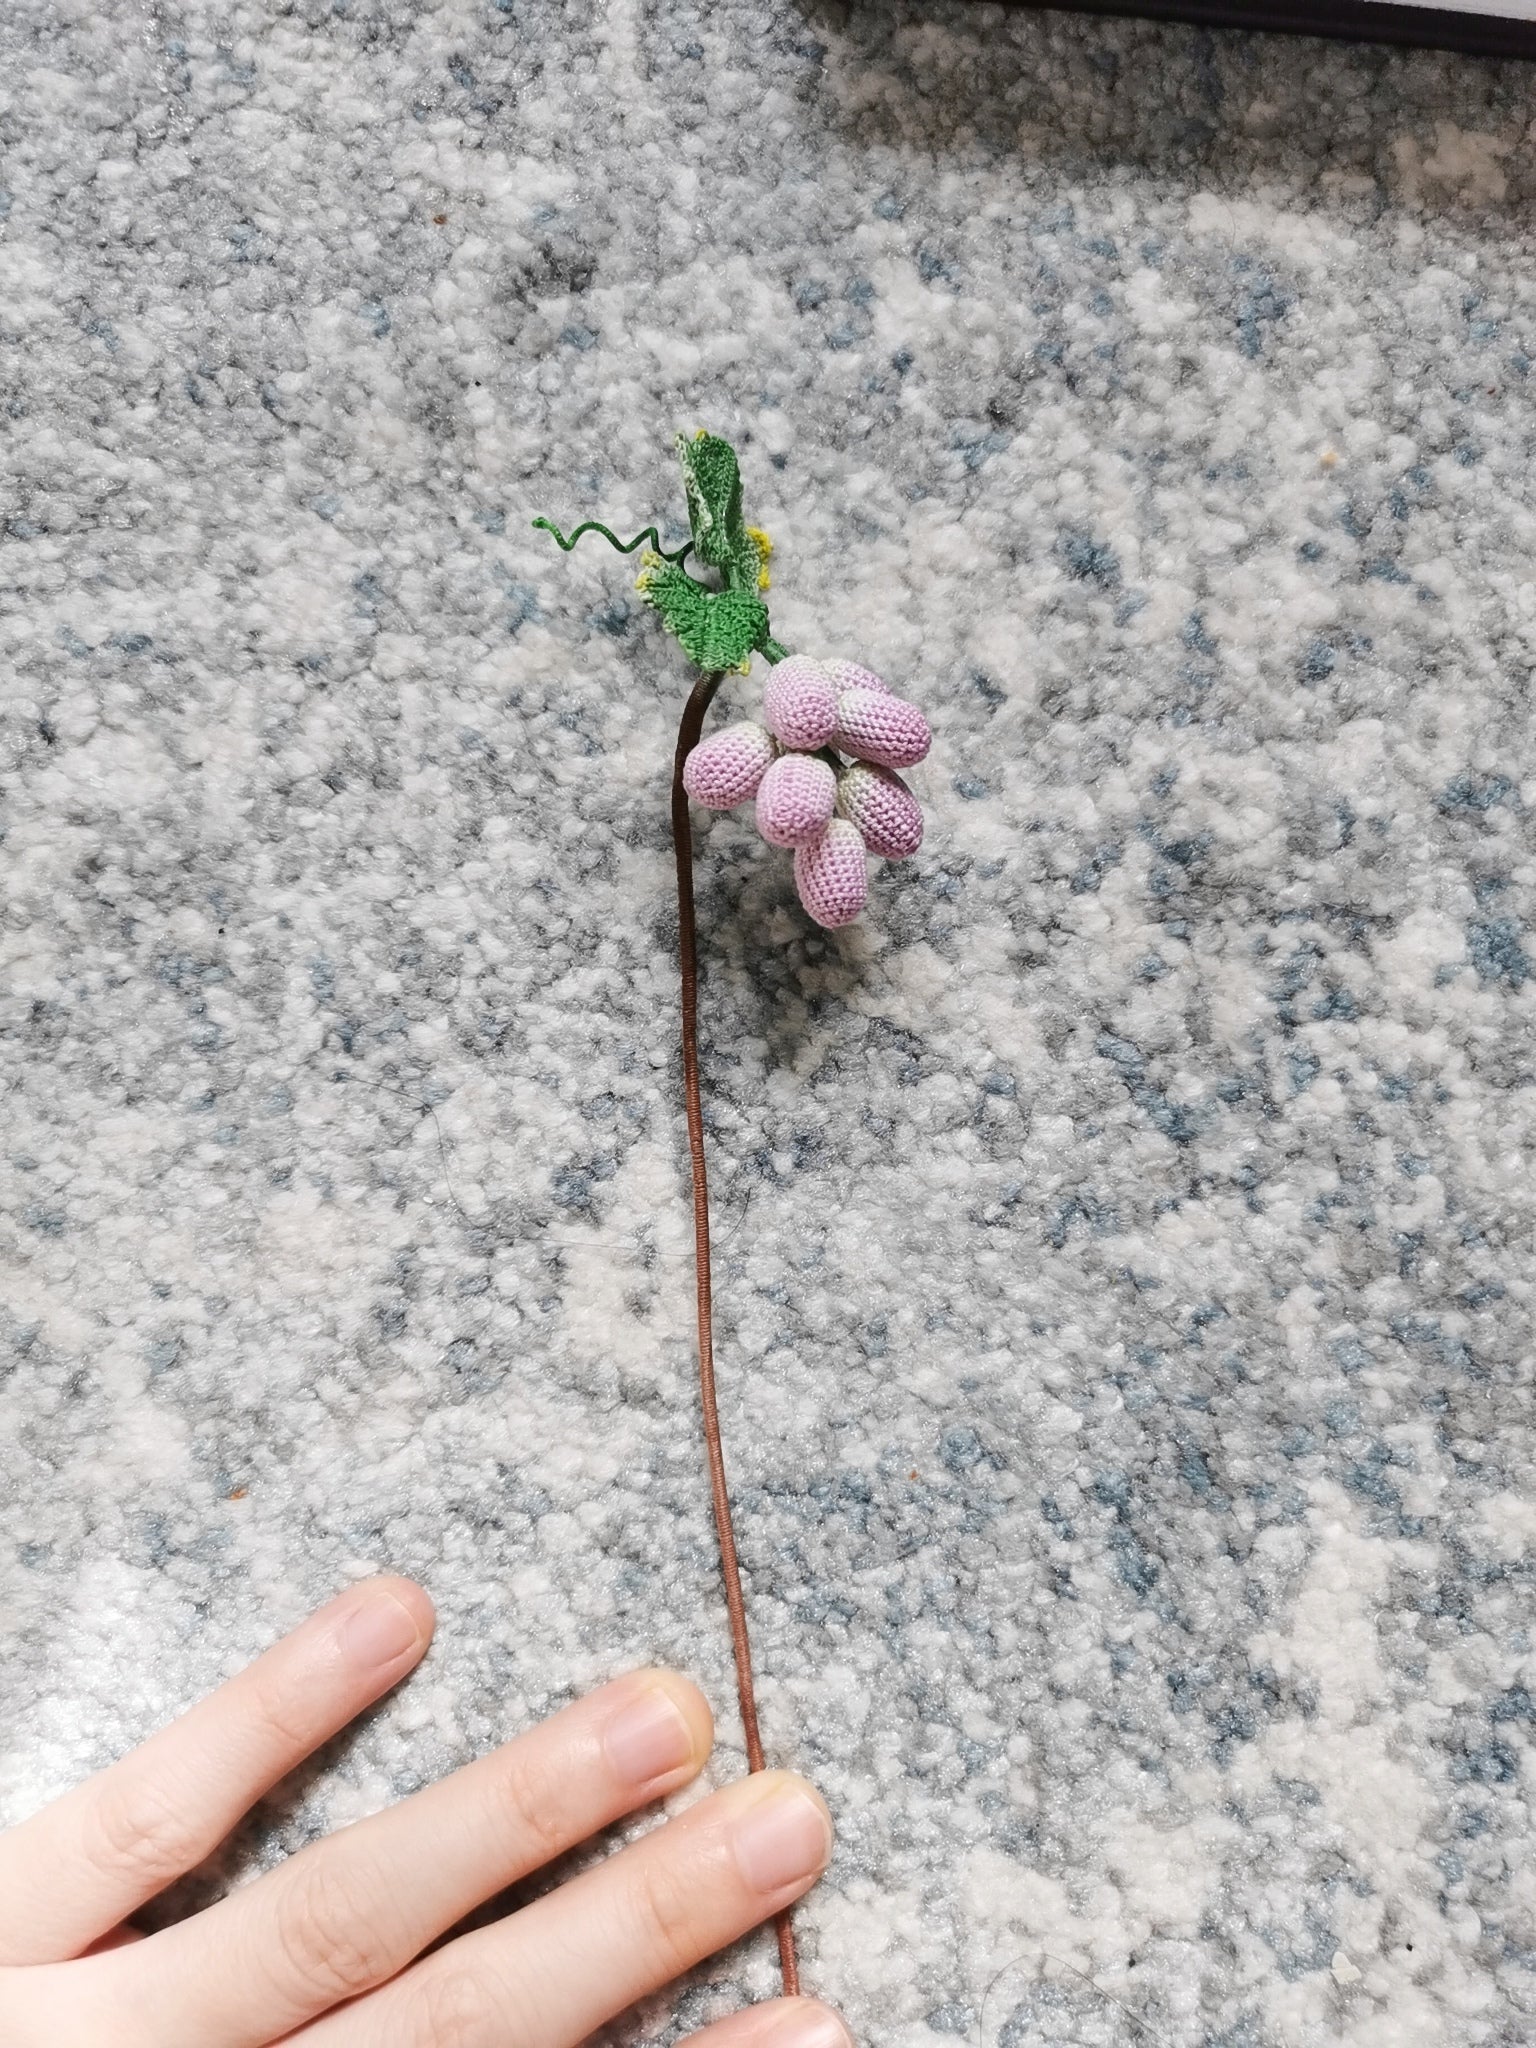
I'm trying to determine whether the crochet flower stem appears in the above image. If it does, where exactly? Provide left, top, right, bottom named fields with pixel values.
left=536, top=429, right=933, bottom=2002
left=672, top=667, right=799, bottom=1998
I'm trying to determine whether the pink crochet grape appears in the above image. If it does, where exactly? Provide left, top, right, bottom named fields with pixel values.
left=756, top=751, right=837, bottom=849
left=833, top=687, right=931, bottom=770
left=794, top=818, right=869, bottom=928
left=682, top=721, right=776, bottom=809
left=822, top=658, right=893, bottom=697
left=837, top=762, right=924, bottom=860
left=762, top=656, right=839, bottom=751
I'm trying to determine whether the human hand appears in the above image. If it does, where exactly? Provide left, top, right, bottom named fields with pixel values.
left=0, top=1578, right=847, bottom=2048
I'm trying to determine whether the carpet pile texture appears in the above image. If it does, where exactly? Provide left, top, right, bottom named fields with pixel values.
left=3, top=3, right=1534, bottom=2042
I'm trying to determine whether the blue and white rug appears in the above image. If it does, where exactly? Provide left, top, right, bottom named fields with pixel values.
left=3, top=4, right=1533, bottom=2042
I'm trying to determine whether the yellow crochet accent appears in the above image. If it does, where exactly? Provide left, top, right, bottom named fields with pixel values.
left=746, top=525, right=773, bottom=590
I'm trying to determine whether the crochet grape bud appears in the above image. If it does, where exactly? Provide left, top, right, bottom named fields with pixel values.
left=682, top=721, right=777, bottom=809
left=794, top=818, right=869, bottom=928
left=837, top=761, right=924, bottom=859
left=763, top=655, right=839, bottom=751
left=833, top=687, right=931, bottom=770
left=822, top=658, right=893, bottom=697
left=756, top=751, right=837, bottom=849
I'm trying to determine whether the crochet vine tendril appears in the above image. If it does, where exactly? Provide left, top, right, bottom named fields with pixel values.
left=528, top=516, right=692, bottom=566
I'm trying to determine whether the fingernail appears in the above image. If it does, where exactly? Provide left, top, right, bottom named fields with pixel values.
left=765, top=2005, right=854, bottom=2048
left=731, top=1778, right=832, bottom=1894
left=604, top=1685, right=697, bottom=1787
left=338, top=1586, right=425, bottom=1670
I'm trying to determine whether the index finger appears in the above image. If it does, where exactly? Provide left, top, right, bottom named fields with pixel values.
left=0, top=1577, right=433, bottom=1965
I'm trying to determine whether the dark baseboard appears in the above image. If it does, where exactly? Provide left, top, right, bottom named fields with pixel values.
left=1000, top=0, right=1536, bottom=57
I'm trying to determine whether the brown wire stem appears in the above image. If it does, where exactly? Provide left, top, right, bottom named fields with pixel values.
left=671, top=670, right=800, bottom=2000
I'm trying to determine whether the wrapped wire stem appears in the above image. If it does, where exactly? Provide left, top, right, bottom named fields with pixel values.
left=671, top=667, right=799, bottom=1996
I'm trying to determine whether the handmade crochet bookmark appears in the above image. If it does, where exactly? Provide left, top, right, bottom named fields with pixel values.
left=536, top=433, right=933, bottom=1996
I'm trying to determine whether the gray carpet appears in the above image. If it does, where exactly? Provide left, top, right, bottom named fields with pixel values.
left=3, top=3, right=1534, bottom=2042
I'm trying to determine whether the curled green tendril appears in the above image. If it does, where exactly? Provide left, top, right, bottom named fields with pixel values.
left=531, top=516, right=692, bottom=567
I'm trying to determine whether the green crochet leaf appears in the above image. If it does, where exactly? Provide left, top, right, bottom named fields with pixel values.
left=677, top=431, right=748, bottom=576
left=636, top=557, right=768, bottom=673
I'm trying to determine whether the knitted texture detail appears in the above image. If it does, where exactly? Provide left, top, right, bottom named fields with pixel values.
left=794, top=819, right=869, bottom=928
left=682, top=721, right=776, bottom=808
left=681, top=429, right=748, bottom=574
left=836, top=762, right=924, bottom=859
left=832, top=687, right=932, bottom=770
left=821, top=657, right=892, bottom=698
left=745, top=525, right=774, bottom=590
left=756, top=752, right=837, bottom=848
left=763, top=656, right=839, bottom=750
left=637, top=558, right=768, bottom=674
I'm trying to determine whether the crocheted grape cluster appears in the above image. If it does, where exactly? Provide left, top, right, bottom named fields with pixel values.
left=682, top=656, right=930, bottom=927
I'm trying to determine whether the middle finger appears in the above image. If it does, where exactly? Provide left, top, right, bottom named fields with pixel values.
left=115, top=1668, right=713, bottom=2048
